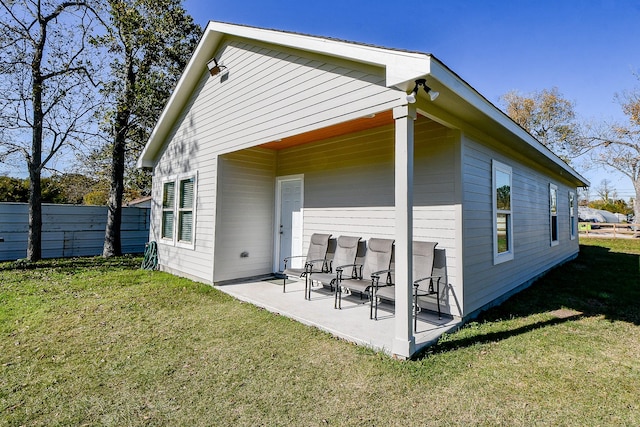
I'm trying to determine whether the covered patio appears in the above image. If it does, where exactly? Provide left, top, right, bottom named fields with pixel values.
left=215, top=276, right=462, bottom=357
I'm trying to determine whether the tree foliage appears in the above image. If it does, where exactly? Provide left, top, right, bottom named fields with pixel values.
left=0, top=174, right=98, bottom=204
left=0, top=176, right=29, bottom=202
left=501, top=87, right=578, bottom=161
left=588, top=199, right=633, bottom=216
left=0, top=0, right=102, bottom=260
left=93, top=0, right=200, bottom=257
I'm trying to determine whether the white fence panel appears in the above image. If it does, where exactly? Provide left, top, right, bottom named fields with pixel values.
left=0, top=203, right=150, bottom=261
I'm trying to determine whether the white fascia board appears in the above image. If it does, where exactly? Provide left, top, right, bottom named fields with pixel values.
left=428, top=60, right=589, bottom=187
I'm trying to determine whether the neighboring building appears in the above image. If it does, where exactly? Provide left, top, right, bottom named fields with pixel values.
left=126, top=195, right=152, bottom=209
left=138, top=22, right=588, bottom=358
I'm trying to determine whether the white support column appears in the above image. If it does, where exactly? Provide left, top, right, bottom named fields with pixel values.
left=392, top=104, right=416, bottom=358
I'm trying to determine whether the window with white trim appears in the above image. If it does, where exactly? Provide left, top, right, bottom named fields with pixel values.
left=493, top=160, right=513, bottom=264
left=160, top=173, right=197, bottom=246
left=161, top=181, right=175, bottom=240
left=569, top=191, right=576, bottom=240
left=550, top=184, right=559, bottom=245
left=177, top=177, right=195, bottom=243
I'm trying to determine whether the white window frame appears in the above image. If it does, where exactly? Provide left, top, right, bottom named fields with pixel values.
left=569, top=191, right=576, bottom=240
left=159, top=172, right=198, bottom=250
left=550, top=183, right=559, bottom=246
left=492, top=160, right=514, bottom=264
left=161, top=178, right=176, bottom=243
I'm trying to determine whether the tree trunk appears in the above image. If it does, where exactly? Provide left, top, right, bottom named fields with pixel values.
left=634, top=180, right=640, bottom=227
left=27, top=21, right=46, bottom=262
left=27, top=164, right=42, bottom=261
left=103, top=51, right=136, bottom=258
left=102, top=125, right=125, bottom=257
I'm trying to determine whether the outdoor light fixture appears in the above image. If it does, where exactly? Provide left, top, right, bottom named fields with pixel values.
left=207, top=57, right=228, bottom=77
left=406, top=78, right=439, bottom=103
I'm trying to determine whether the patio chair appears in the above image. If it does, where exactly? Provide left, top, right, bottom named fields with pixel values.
left=372, top=241, right=442, bottom=330
left=334, top=237, right=394, bottom=312
left=282, top=233, right=332, bottom=297
left=306, top=235, right=362, bottom=300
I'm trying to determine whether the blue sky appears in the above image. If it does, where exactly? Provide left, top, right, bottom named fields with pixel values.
left=184, top=0, right=640, bottom=199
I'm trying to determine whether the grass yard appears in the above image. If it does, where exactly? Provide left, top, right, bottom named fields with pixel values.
left=1, top=238, right=639, bottom=426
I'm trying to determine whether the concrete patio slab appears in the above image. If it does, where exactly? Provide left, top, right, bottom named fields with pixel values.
left=215, top=277, right=463, bottom=357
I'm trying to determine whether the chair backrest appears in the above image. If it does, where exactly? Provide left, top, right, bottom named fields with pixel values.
left=431, top=248, right=447, bottom=282
left=332, top=236, right=361, bottom=270
left=305, top=233, right=332, bottom=264
left=413, top=241, right=438, bottom=282
left=415, top=247, right=447, bottom=310
left=361, top=238, right=394, bottom=280
left=324, top=238, right=338, bottom=270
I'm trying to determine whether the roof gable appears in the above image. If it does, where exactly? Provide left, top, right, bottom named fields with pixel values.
left=138, top=21, right=588, bottom=187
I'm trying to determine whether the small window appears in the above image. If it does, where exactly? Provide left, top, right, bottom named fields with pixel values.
left=550, top=184, right=559, bottom=245
left=493, top=160, right=513, bottom=264
left=160, top=173, right=197, bottom=247
left=161, top=181, right=175, bottom=239
left=178, top=177, right=195, bottom=243
left=569, top=191, right=576, bottom=240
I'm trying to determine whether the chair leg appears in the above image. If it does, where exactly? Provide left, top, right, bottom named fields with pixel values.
left=374, top=291, right=379, bottom=320
left=413, top=287, right=418, bottom=333
left=436, top=280, right=441, bottom=319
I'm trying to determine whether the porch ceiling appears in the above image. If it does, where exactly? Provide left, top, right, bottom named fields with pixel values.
left=259, top=109, right=395, bottom=150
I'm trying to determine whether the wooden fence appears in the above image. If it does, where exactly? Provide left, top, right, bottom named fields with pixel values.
left=0, top=203, right=150, bottom=261
left=579, top=222, right=640, bottom=239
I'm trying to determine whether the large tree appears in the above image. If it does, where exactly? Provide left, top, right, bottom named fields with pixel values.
left=501, top=87, right=578, bottom=162
left=0, top=0, right=101, bottom=261
left=95, top=0, right=200, bottom=257
left=579, top=85, right=640, bottom=223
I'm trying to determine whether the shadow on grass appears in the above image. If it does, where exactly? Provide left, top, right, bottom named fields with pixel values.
left=417, top=244, right=640, bottom=359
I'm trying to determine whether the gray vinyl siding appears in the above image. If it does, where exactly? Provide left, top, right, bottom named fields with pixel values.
left=462, top=136, right=579, bottom=315
left=149, top=38, right=403, bottom=282
left=276, top=116, right=462, bottom=316
left=172, top=38, right=402, bottom=157
left=150, top=83, right=218, bottom=283
left=213, top=148, right=276, bottom=282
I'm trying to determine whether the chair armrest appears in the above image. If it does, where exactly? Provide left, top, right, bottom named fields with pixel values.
left=371, top=268, right=393, bottom=277
left=371, top=269, right=393, bottom=290
left=413, top=275, right=442, bottom=295
left=335, top=263, right=362, bottom=280
left=305, top=258, right=327, bottom=273
left=413, top=275, right=442, bottom=285
left=335, top=263, right=359, bottom=271
left=283, top=255, right=308, bottom=268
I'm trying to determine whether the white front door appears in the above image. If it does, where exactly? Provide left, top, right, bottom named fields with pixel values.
left=276, top=177, right=303, bottom=271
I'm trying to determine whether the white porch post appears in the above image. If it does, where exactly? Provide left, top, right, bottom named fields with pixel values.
left=392, top=104, right=416, bottom=358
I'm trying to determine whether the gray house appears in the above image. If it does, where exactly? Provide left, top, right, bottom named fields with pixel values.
left=138, top=22, right=588, bottom=358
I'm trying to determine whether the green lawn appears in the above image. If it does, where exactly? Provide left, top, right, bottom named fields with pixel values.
left=1, top=239, right=639, bottom=426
